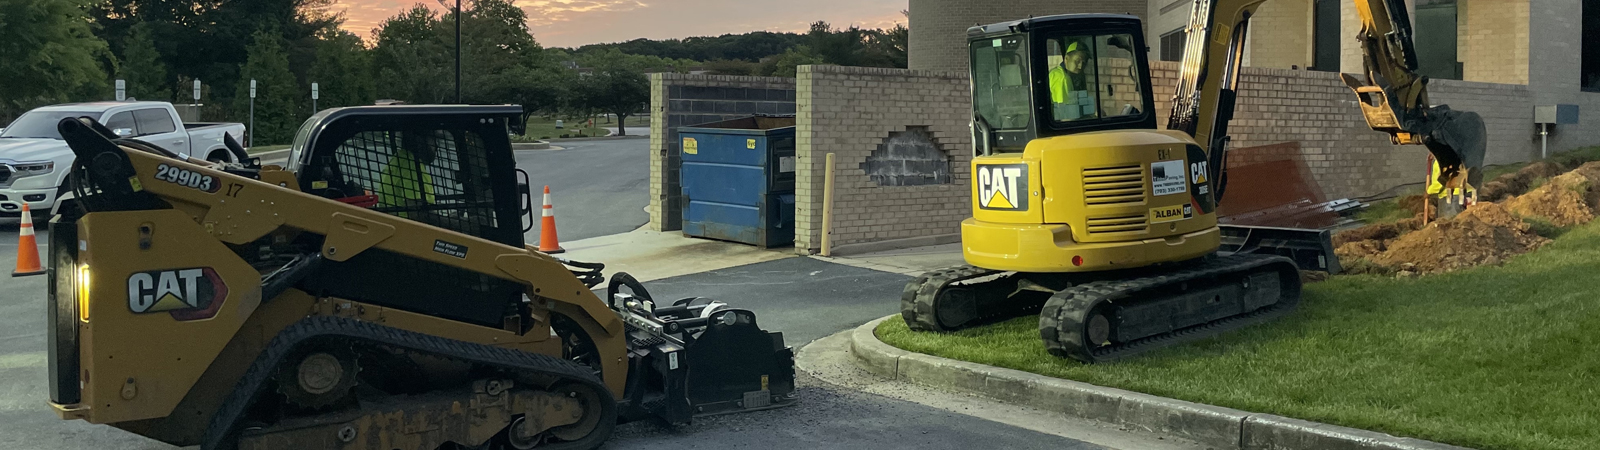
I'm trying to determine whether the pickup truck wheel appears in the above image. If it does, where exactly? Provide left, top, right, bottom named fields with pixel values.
left=207, top=151, right=231, bottom=163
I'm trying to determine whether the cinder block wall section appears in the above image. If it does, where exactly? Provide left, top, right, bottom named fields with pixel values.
left=1461, top=0, right=1530, bottom=85
left=909, top=0, right=1150, bottom=73
left=1243, top=0, right=1312, bottom=70
left=647, top=74, right=796, bottom=231
left=793, top=65, right=974, bottom=253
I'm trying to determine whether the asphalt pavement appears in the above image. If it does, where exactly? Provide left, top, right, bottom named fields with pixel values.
left=518, top=138, right=650, bottom=244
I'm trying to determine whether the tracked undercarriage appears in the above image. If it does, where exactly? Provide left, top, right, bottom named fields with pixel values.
left=903, top=253, right=1301, bottom=363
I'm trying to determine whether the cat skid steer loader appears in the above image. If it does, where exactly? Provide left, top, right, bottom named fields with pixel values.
left=45, top=105, right=795, bottom=449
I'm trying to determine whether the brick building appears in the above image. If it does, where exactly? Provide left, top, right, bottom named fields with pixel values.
left=1148, top=0, right=1600, bottom=156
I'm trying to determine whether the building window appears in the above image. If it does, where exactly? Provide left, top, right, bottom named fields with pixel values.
left=1415, top=0, right=1462, bottom=80
left=1585, top=0, right=1600, bottom=92
left=1311, top=0, right=1340, bottom=72
left=1160, top=28, right=1186, bottom=62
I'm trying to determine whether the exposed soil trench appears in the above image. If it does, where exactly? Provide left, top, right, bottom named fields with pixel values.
left=1335, top=161, right=1600, bottom=276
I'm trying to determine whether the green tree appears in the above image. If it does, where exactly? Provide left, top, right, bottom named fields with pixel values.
left=235, top=29, right=302, bottom=146
left=0, top=0, right=111, bottom=119
left=119, top=22, right=172, bottom=101
left=758, top=48, right=825, bottom=78
left=575, top=68, right=649, bottom=136
left=309, top=29, right=375, bottom=110
left=372, top=5, right=451, bottom=103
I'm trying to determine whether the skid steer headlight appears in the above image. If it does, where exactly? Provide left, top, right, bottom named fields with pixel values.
left=77, top=265, right=90, bottom=322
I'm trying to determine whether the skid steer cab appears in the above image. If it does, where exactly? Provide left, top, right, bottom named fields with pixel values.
left=46, top=105, right=795, bottom=450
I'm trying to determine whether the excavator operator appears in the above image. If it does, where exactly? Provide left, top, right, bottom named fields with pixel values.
left=1049, top=40, right=1093, bottom=121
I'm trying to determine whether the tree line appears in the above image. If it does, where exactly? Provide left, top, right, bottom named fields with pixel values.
left=1, top=0, right=908, bottom=145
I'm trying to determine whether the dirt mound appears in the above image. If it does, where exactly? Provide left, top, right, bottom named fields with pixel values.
left=1503, top=161, right=1600, bottom=227
left=1480, top=161, right=1563, bottom=202
left=1332, top=216, right=1424, bottom=263
left=1372, top=203, right=1548, bottom=274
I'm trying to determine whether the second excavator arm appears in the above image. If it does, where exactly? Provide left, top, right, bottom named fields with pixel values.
left=1343, top=0, right=1487, bottom=200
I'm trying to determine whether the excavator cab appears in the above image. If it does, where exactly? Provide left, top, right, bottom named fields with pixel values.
left=969, top=15, right=1156, bottom=155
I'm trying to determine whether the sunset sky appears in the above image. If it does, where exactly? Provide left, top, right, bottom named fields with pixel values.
left=328, top=0, right=908, bottom=48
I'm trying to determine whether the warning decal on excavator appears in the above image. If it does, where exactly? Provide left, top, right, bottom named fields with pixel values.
left=127, top=267, right=228, bottom=321
left=977, top=164, right=1027, bottom=211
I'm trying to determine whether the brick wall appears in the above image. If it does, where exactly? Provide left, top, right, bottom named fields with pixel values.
left=779, top=61, right=1537, bottom=251
left=909, top=0, right=1150, bottom=73
left=793, top=65, right=973, bottom=252
left=647, top=74, right=796, bottom=231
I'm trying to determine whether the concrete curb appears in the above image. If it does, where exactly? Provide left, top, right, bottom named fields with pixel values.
left=511, top=141, right=551, bottom=150
left=850, top=316, right=1473, bottom=450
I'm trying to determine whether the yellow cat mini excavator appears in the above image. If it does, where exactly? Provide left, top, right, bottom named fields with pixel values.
left=902, top=0, right=1485, bottom=363
left=45, top=105, right=795, bottom=449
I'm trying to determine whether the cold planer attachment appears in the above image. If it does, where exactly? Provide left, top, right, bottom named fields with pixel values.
left=47, top=108, right=795, bottom=450
left=606, top=273, right=797, bottom=423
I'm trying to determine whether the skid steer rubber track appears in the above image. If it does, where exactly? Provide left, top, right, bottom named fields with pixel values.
left=202, top=316, right=616, bottom=450
left=902, top=265, right=1045, bottom=332
left=1039, top=253, right=1301, bottom=363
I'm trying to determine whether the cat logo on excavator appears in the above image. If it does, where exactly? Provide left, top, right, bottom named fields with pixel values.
left=126, top=268, right=228, bottom=321
left=977, top=164, right=1028, bottom=211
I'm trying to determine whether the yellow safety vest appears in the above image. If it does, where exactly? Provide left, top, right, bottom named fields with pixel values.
left=377, top=146, right=436, bottom=217
left=1049, top=66, right=1072, bottom=104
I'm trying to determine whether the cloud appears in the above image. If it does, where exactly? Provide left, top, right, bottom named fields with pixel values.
left=331, top=0, right=907, bottom=47
left=521, top=0, right=650, bottom=27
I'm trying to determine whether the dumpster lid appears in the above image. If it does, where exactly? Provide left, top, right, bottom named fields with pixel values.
left=683, top=115, right=795, bottom=131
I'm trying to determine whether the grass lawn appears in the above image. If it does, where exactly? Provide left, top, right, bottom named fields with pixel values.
left=517, top=115, right=649, bottom=141
left=879, top=219, right=1600, bottom=450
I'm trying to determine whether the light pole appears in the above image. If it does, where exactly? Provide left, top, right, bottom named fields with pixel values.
left=455, top=0, right=462, bottom=104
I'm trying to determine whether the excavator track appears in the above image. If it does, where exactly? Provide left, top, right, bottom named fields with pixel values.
left=1038, top=253, right=1301, bottom=363
left=902, top=265, right=1035, bottom=332
left=202, top=316, right=616, bottom=450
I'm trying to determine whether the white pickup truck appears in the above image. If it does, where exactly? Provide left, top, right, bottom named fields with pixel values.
left=0, top=101, right=246, bottom=218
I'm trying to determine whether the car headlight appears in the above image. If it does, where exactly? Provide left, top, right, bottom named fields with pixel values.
left=10, top=161, right=55, bottom=178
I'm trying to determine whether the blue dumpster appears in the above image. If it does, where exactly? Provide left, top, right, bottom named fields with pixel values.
left=679, top=116, right=796, bottom=248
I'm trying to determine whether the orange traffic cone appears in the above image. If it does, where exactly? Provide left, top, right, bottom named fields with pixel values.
left=13, top=203, right=44, bottom=277
left=537, top=185, right=565, bottom=254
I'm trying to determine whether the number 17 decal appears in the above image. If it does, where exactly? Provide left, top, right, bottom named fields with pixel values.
left=226, top=183, right=244, bottom=198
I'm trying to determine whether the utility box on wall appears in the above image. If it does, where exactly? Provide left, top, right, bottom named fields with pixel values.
left=1534, top=104, right=1579, bottom=125
left=679, top=116, right=797, bottom=248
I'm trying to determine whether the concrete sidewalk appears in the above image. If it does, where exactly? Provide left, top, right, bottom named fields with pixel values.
left=814, top=242, right=966, bottom=276
left=555, top=228, right=792, bottom=282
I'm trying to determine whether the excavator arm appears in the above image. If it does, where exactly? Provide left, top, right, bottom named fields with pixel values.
left=1167, top=0, right=1270, bottom=204
left=1343, top=0, right=1487, bottom=197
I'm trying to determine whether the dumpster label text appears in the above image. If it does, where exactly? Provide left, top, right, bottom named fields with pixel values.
left=746, top=138, right=757, bottom=149
left=682, top=138, right=698, bottom=155
left=977, top=164, right=1028, bottom=211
